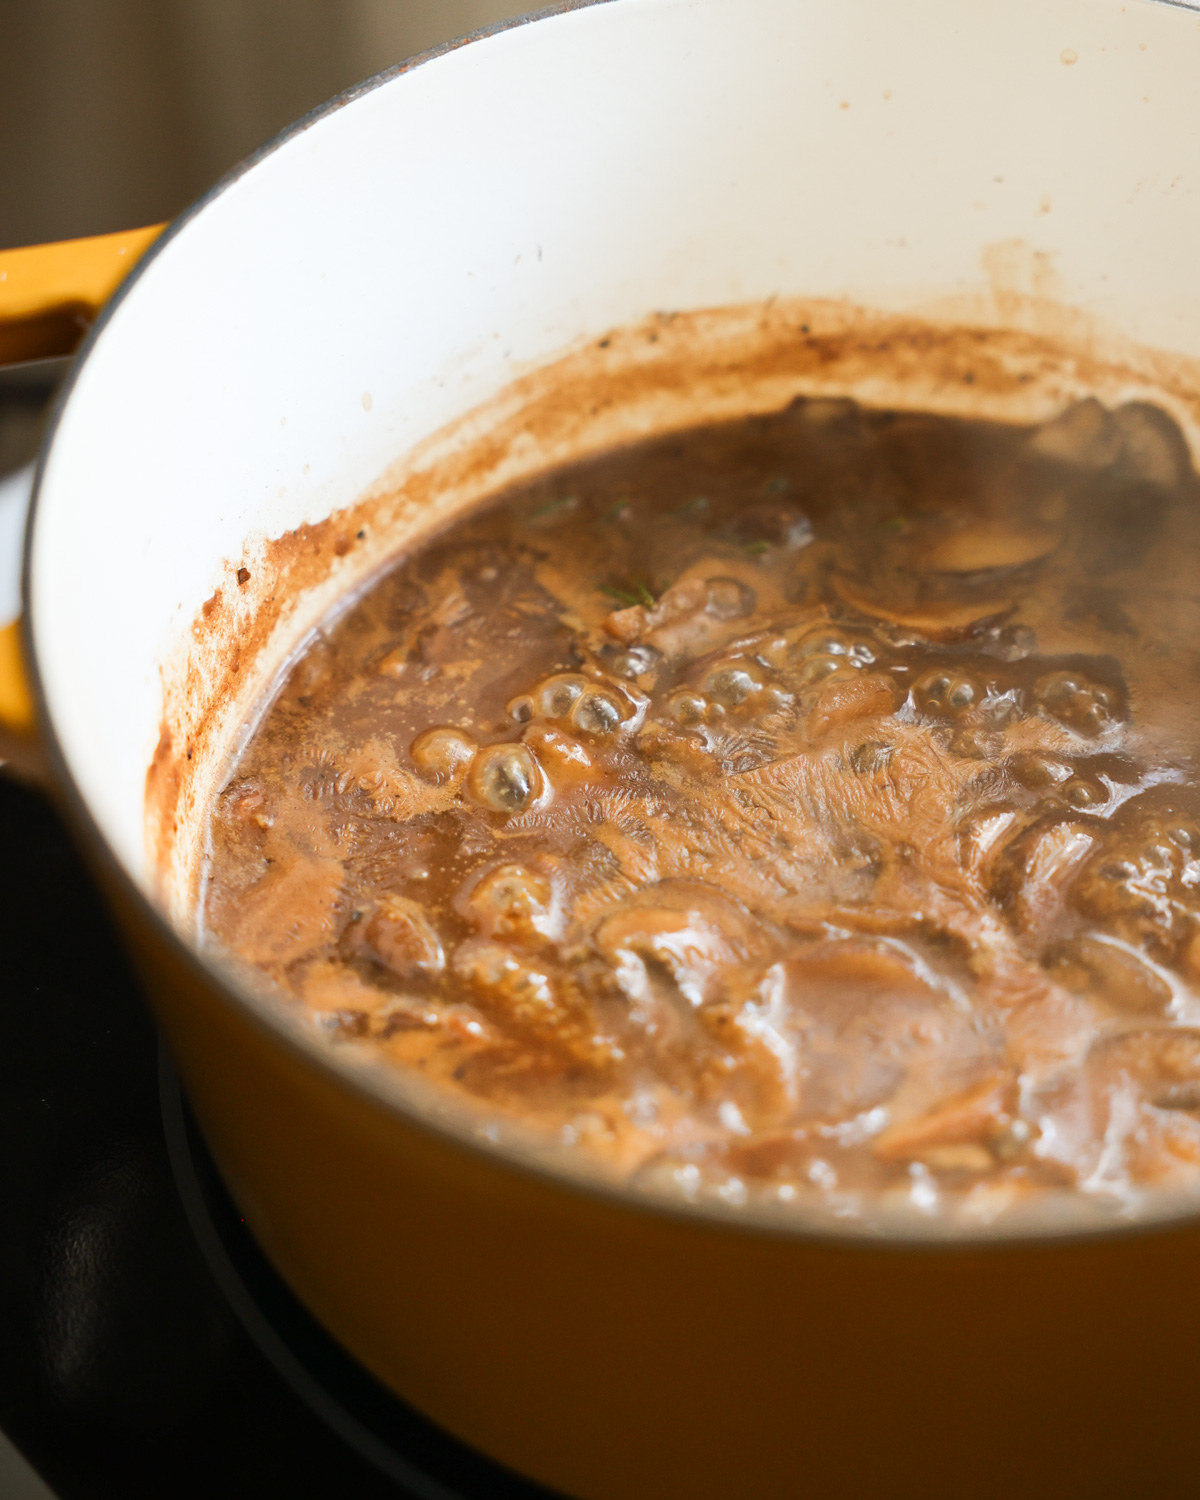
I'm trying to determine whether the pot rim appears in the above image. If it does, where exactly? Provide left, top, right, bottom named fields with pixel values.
left=24, top=0, right=1200, bottom=1255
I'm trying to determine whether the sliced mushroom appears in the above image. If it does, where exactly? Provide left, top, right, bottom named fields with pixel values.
left=1047, top=934, right=1174, bottom=1017
left=873, top=1073, right=1017, bottom=1162
left=604, top=577, right=707, bottom=646
left=344, top=893, right=445, bottom=979
left=832, top=574, right=1013, bottom=639
left=604, top=570, right=758, bottom=660
left=926, top=521, right=1062, bottom=574
left=995, top=821, right=1097, bottom=940
left=1112, top=402, right=1192, bottom=489
left=1090, top=1028, right=1200, bottom=1111
left=521, top=722, right=595, bottom=784
left=595, top=881, right=769, bottom=1008
left=1028, top=398, right=1122, bottom=470
left=806, top=673, right=897, bottom=740
left=452, top=940, right=614, bottom=1070
left=300, top=958, right=394, bottom=1026
left=463, top=863, right=557, bottom=942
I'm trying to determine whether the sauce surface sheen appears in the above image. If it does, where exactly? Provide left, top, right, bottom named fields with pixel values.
left=202, top=394, right=1200, bottom=1223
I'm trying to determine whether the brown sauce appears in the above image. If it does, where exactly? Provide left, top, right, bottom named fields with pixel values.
left=201, top=392, right=1200, bottom=1223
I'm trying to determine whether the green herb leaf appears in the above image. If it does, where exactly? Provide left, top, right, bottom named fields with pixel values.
left=598, top=577, right=658, bottom=609
left=675, top=495, right=709, bottom=516
left=530, top=494, right=578, bottom=521
left=599, top=584, right=642, bottom=608
left=742, top=540, right=771, bottom=556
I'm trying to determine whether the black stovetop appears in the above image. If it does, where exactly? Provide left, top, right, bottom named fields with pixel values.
left=0, top=772, right=406, bottom=1497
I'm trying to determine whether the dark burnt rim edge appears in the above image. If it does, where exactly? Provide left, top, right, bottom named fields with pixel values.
left=21, top=0, right=1200, bottom=1257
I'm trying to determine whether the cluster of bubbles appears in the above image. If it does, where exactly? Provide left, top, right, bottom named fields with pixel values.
left=667, top=659, right=774, bottom=726
left=907, top=663, right=1117, bottom=739
left=410, top=726, right=542, bottom=812
left=409, top=608, right=1122, bottom=813
left=1076, top=809, right=1200, bottom=961
left=1032, top=671, right=1119, bottom=736
left=787, top=625, right=876, bottom=685
left=410, top=671, right=635, bottom=814
left=664, top=624, right=879, bottom=730
left=912, top=670, right=979, bottom=720
left=470, top=745, right=543, bottom=813
left=507, top=673, right=627, bottom=736
left=1003, top=748, right=1111, bottom=814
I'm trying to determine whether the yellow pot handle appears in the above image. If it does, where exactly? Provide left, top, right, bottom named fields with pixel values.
left=0, top=623, right=33, bottom=732
left=0, top=223, right=165, bottom=773
left=0, top=224, right=165, bottom=364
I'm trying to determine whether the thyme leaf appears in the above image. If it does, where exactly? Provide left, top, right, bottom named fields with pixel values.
left=599, top=585, right=641, bottom=607
left=598, top=578, right=657, bottom=609
left=530, top=494, right=578, bottom=521
left=674, top=495, right=709, bottom=517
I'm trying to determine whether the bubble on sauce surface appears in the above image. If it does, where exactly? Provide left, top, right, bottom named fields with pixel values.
left=705, top=577, right=756, bottom=620
left=795, top=653, right=850, bottom=687
left=1064, top=778, right=1107, bottom=810
left=1073, top=808, right=1200, bottom=963
left=849, top=740, right=893, bottom=775
left=790, top=625, right=856, bottom=661
left=570, top=689, right=623, bottom=735
left=668, top=690, right=707, bottom=726
left=1008, top=751, right=1073, bottom=790
left=706, top=664, right=761, bottom=706
left=536, top=674, right=589, bottom=719
left=947, top=727, right=993, bottom=760
left=411, top=726, right=476, bottom=779
left=605, top=643, right=660, bottom=679
left=467, top=743, right=543, bottom=813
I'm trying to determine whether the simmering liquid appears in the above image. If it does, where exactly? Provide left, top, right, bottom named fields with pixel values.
left=202, top=393, right=1200, bottom=1222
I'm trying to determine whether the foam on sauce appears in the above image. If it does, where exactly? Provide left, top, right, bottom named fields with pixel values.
left=201, top=393, right=1200, bottom=1224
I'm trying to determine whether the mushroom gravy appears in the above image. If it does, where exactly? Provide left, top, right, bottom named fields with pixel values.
left=201, top=393, right=1200, bottom=1221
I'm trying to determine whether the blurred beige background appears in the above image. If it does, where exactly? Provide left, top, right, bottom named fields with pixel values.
left=1, top=0, right=533, bottom=249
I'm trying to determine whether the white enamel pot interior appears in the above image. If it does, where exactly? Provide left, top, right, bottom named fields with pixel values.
left=29, top=0, right=1200, bottom=898
left=20, top=0, right=1200, bottom=1489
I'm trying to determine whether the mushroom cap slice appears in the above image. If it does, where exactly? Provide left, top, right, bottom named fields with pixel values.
left=832, top=574, right=1013, bottom=640
left=926, top=521, right=1062, bottom=574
